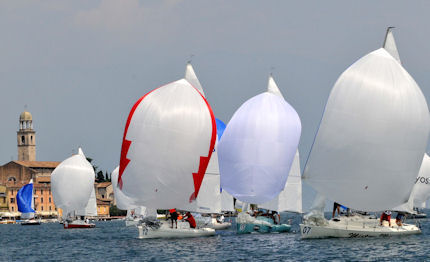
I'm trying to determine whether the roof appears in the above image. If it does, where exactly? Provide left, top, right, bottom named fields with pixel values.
left=96, top=182, right=112, bottom=188
left=96, top=199, right=111, bottom=206
left=20, top=111, right=32, bottom=121
left=13, top=161, right=60, bottom=169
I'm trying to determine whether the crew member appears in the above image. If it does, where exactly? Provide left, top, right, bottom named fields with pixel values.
left=184, top=212, right=196, bottom=229
left=380, top=210, right=392, bottom=227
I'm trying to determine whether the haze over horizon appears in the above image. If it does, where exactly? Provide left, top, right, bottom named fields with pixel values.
left=1, top=0, right=430, bottom=210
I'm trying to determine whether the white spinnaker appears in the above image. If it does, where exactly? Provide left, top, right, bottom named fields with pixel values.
left=185, top=63, right=205, bottom=96
left=259, top=76, right=302, bottom=213
left=383, top=27, right=401, bottom=64
left=178, top=137, right=222, bottom=213
left=260, top=150, right=302, bottom=213
left=303, top=47, right=430, bottom=211
left=76, top=186, right=97, bottom=217
left=119, top=79, right=216, bottom=209
left=218, top=78, right=301, bottom=204
left=179, top=63, right=222, bottom=213
left=111, top=166, right=139, bottom=210
left=51, top=148, right=95, bottom=217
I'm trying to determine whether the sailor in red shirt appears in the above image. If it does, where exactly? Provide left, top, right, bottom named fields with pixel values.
left=184, top=212, right=196, bottom=229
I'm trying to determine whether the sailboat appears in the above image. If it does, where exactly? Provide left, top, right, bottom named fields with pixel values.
left=17, top=179, right=40, bottom=225
left=218, top=74, right=301, bottom=234
left=300, top=28, right=430, bottom=238
left=177, top=65, right=232, bottom=230
left=118, top=66, right=217, bottom=238
left=51, top=148, right=96, bottom=229
left=259, top=77, right=303, bottom=215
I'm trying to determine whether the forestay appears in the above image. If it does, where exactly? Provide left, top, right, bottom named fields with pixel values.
left=303, top=31, right=430, bottom=211
left=118, top=79, right=216, bottom=209
left=218, top=76, right=301, bottom=204
left=51, top=148, right=95, bottom=217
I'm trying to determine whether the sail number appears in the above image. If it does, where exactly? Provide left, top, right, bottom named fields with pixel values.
left=302, top=226, right=311, bottom=234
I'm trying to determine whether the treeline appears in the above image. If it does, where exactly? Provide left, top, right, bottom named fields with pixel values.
left=86, top=157, right=112, bottom=182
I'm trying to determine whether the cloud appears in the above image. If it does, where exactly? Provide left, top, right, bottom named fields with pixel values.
left=73, top=0, right=145, bottom=32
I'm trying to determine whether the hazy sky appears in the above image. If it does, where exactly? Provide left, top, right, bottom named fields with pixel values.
left=1, top=0, right=429, bottom=210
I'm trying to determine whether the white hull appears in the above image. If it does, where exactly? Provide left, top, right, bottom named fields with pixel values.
left=212, top=222, right=231, bottom=230
left=125, top=218, right=140, bottom=227
left=300, top=216, right=421, bottom=239
left=137, top=220, right=215, bottom=239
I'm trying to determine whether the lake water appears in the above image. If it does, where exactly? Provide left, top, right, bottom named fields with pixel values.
left=1, top=211, right=430, bottom=261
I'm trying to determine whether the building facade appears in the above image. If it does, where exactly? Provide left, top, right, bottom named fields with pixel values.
left=0, top=111, right=113, bottom=218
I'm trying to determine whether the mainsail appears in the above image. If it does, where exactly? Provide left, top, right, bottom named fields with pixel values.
left=51, top=148, right=95, bottom=218
left=118, top=78, right=216, bottom=209
left=76, top=186, right=98, bottom=217
left=17, top=179, right=35, bottom=219
left=303, top=29, right=430, bottom=211
left=218, top=75, right=301, bottom=204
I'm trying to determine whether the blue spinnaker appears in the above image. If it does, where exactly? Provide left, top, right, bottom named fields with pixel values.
left=17, top=183, right=34, bottom=213
left=216, top=118, right=226, bottom=139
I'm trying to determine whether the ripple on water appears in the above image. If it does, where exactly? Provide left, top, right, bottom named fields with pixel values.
left=1, top=213, right=430, bottom=261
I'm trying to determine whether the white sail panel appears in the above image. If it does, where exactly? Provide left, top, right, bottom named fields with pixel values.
left=267, top=75, right=283, bottom=98
left=304, top=48, right=430, bottom=211
left=185, top=63, right=205, bottom=96
left=260, top=150, right=302, bottom=213
left=119, top=79, right=216, bottom=209
left=51, top=148, right=95, bottom=214
left=411, top=154, right=430, bottom=208
left=220, top=190, right=235, bottom=212
left=76, top=185, right=98, bottom=217
left=218, top=91, right=301, bottom=204
left=383, top=27, right=401, bottom=63
left=178, top=137, right=222, bottom=213
left=111, top=166, right=139, bottom=210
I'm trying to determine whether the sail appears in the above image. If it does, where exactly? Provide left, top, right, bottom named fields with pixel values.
left=118, top=79, right=216, bottom=209
left=407, top=154, right=430, bottom=209
left=303, top=36, right=430, bottom=211
left=111, top=166, right=139, bottom=210
left=258, top=76, right=302, bottom=212
left=216, top=118, right=226, bottom=139
left=220, top=189, right=235, bottom=212
left=17, top=179, right=35, bottom=219
left=260, top=150, right=302, bottom=213
left=185, top=63, right=205, bottom=96
left=51, top=148, right=96, bottom=216
left=383, top=27, right=401, bottom=63
left=218, top=76, right=301, bottom=204
left=76, top=186, right=98, bottom=217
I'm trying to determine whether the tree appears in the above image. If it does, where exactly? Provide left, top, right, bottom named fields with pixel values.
left=110, top=205, right=127, bottom=216
left=96, top=170, right=105, bottom=182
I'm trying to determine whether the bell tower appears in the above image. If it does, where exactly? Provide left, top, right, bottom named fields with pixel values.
left=17, top=111, right=36, bottom=161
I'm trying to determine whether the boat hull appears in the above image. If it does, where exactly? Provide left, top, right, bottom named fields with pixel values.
left=21, top=220, right=41, bottom=226
left=137, top=221, right=215, bottom=239
left=212, top=222, right=231, bottom=230
left=300, top=217, right=421, bottom=239
left=237, top=222, right=291, bottom=234
left=64, top=221, right=95, bottom=229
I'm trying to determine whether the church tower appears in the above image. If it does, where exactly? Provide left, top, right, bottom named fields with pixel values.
left=17, top=111, right=36, bottom=161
